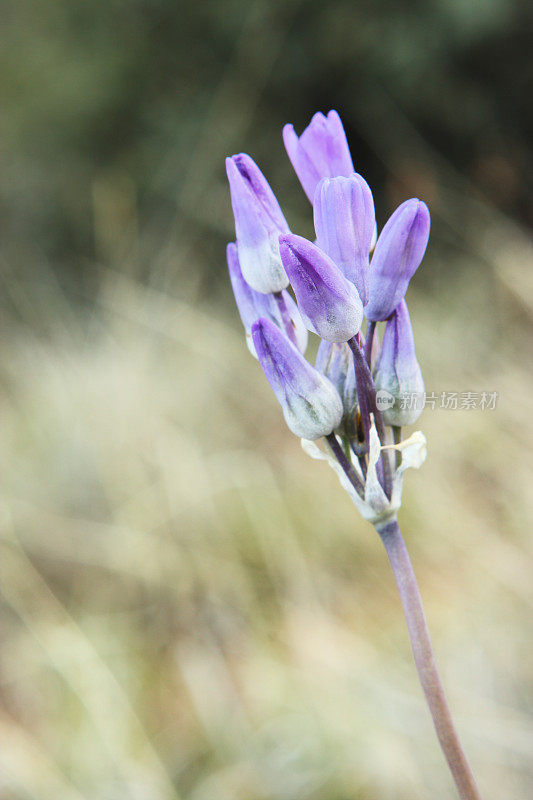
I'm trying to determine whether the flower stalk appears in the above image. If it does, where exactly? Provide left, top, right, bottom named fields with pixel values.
left=325, top=432, right=364, bottom=496
left=378, top=520, right=483, bottom=800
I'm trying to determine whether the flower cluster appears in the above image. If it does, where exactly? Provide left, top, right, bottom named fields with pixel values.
left=226, top=111, right=429, bottom=529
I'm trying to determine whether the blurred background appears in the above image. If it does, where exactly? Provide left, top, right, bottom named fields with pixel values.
left=2, top=1, right=533, bottom=798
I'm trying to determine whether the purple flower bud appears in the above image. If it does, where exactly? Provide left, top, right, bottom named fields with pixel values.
left=315, top=340, right=352, bottom=405
left=226, top=153, right=290, bottom=293
left=374, top=300, right=424, bottom=426
left=252, top=318, right=343, bottom=439
left=227, top=243, right=308, bottom=357
left=343, top=358, right=358, bottom=415
left=314, top=174, right=375, bottom=305
left=283, top=110, right=354, bottom=203
left=365, top=199, right=430, bottom=322
left=279, top=234, right=363, bottom=343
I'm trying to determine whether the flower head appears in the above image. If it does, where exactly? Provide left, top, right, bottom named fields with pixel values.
left=226, top=110, right=430, bottom=526
left=283, top=110, right=354, bottom=203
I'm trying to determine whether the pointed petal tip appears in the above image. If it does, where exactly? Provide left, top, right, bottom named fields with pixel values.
left=232, top=152, right=251, bottom=167
left=280, top=231, right=321, bottom=265
left=415, top=199, right=431, bottom=224
left=251, top=315, right=280, bottom=342
left=251, top=316, right=264, bottom=331
left=278, top=232, right=313, bottom=262
left=225, top=155, right=236, bottom=177
left=225, top=155, right=246, bottom=184
left=400, top=197, right=430, bottom=224
left=326, top=109, right=343, bottom=127
left=226, top=240, right=238, bottom=262
left=226, top=152, right=260, bottom=181
left=250, top=316, right=268, bottom=350
left=282, top=123, right=297, bottom=151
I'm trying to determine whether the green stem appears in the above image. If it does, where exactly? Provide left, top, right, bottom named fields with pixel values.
left=378, top=520, right=482, bottom=800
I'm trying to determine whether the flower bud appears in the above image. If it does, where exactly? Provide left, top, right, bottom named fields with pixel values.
left=251, top=318, right=343, bottom=439
left=342, top=359, right=358, bottom=415
left=227, top=243, right=307, bottom=357
left=315, top=340, right=354, bottom=411
left=283, top=110, right=354, bottom=203
left=226, top=153, right=290, bottom=293
left=314, top=174, right=375, bottom=305
left=365, top=199, right=430, bottom=321
left=374, top=300, right=424, bottom=426
left=279, top=234, right=363, bottom=343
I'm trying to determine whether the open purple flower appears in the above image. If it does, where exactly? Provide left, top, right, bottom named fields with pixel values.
left=283, top=110, right=354, bottom=203
left=252, top=317, right=343, bottom=439
left=365, top=199, right=430, bottom=321
left=226, top=153, right=290, bottom=293
left=279, top=233, right=363, bottom=343
left=314, top=174, right=375, bottom=305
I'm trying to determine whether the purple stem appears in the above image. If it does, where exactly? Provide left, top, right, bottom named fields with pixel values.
left=273, top=291, right=298, bottom=347
left=364, top=320, right=376, bottom=367
left=348, top=338, right=372, bottom=447
left=378, top=520, right=483, bottom=800
left=347, top=337, right=393, bottom=498
left=325, top=433, right=364, bottom=497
